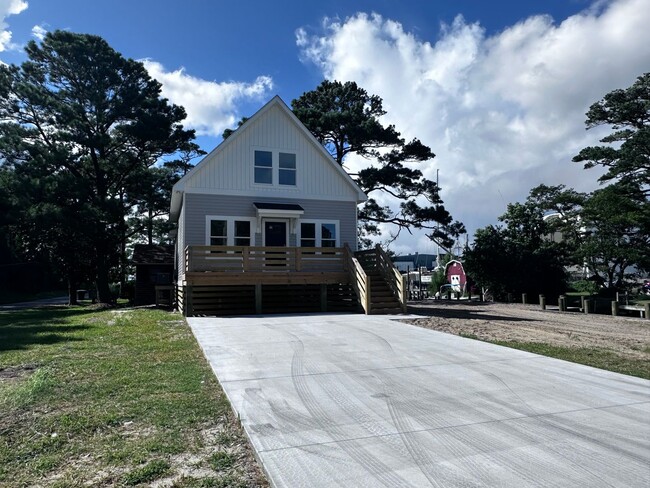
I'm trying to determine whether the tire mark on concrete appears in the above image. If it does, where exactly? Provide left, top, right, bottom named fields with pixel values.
left=272, top=324, right=415, bottom=487
left=479, top=370, right=617, bottom=487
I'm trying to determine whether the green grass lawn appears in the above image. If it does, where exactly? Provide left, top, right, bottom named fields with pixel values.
left=458, top=333, right=649, bottom=380
left=0, top=306, right=267, bottom=487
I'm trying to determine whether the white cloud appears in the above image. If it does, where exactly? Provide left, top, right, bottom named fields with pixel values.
left=31, top=23, right=46, bottom=41
left=0, top=0, right=28, bottom=52
left=296, top=0, right=650, bottom=252
left=143, top=60, right=273, bottom=138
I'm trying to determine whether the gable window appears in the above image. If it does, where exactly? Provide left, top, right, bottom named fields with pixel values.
left=254, top=150, right=272, bottom=184
left=279, top=152, right=296, bottom=186
left=209, top=220, right=227, bottom=245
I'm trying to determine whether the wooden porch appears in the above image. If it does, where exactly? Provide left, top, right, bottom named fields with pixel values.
left=178, top=244, right=407, bottom=316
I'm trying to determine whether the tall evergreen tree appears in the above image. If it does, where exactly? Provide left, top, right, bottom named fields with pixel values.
left=0, top=31, right=196, bottom=303
left=292, top=80, right=464, bottom=249
left=573, top=72, right=650, bottom=195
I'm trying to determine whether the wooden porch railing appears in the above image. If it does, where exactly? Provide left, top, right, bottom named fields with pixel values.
left=374, top=245, right=408, bottom=312
left=185, top=245, right=346, bottom=273
left=343, top=244, right=371, bottom=314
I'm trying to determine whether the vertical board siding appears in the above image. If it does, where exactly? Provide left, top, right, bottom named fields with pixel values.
left=177, top=201, right=186, bottom=283
left=184, top=193, right=358, bottom=251
left=183, top=104, right=360, bottom=201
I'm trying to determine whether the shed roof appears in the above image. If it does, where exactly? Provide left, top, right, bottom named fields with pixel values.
left=132, top=245, right=174, bottom=265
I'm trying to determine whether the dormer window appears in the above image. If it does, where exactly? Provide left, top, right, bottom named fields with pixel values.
left=254, top=150, right=273, bottom=184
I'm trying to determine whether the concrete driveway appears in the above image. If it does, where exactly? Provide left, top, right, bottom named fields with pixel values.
left=188, top=313, right=650, bottom=487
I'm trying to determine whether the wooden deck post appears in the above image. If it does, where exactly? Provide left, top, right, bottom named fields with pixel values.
left=559, top=295, right=566, bottom=312
left=584, top=299, right=591, bottom=314
left=365, top=276, right=372, bottom=314
left=320, top=284, right=328, bottom=312
left=242, top=247, right=249, bottom=271
left=539, top=295, right=546, bottom=310
left=186, top=285, right=193, bottom=316
left=522, top=293, right=527, bottom=304
left=255, top=284, right=262, bottom=314
left=611, top=301, right=619, bottom=317
left=644, top=302, right=649, bottom=320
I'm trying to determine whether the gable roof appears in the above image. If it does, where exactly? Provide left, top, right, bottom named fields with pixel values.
left=170, top=95, right=367, bottom=221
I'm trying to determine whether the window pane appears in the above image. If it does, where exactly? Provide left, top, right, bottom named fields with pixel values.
left=210, top=220, right=227, bottom=237
left=301, top=239, right=316, bottom=247
left=322, top=223, right=336, bottom=240
left=254, top=150, right=272, bottom=167
left=235, top=238, right=251, bottom=246
left=235, top=220, right=250, bottom=237
left=255, top=167, right=272, bottom=184
left=279, top=152, right=296, bottom=169
left=210, top=237, right=227, bottom=246
left=301, top=223, right=315, bottom=239
left=279, top=169, right=296, bottom=185
left=321, top=240, right=335, bottom=247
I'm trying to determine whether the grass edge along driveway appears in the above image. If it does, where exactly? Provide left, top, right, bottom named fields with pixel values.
left=0, top=306, right=268, bottom=488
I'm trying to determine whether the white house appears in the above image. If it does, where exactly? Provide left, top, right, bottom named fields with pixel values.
left=169, top=96, right=406, bottom=315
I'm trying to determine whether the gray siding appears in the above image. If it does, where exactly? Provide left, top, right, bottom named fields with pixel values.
left=183, top=193, right=358, bottom=251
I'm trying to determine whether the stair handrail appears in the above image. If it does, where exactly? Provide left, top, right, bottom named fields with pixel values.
left=344, top=244, right=371, bottom=314
left=374, top=245, right=407, bottom=312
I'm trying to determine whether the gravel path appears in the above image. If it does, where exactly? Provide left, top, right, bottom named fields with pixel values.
left=405, top=301, right=650, bottom=360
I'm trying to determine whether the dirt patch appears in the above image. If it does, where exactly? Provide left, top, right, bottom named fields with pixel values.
left=0, top=363, right=39, bottom=380
left=405, top=301, right=650, bottom=360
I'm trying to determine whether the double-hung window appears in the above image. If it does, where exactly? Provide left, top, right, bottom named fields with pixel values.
left=300, top=223, right=316, bottom=247
left=299, top=221, right=339, bottom=248
left=209, top=220, right=227, bottom=246
left=254, top=150, right=297, bottom=186
left=207, top=217, right=256, bottom=247
left=321, top=223, right=336, bottom=247
left=279, top=153, right=296, bottom=186
left=254, top=150, right=273, bottom=184
left=234, top=221, right=251, bottom=246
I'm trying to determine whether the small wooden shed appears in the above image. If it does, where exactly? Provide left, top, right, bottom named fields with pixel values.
left=133, top=244, right=174, bottom=305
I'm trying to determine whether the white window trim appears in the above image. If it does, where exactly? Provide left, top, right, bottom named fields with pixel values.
left=298, top=220, right=340, bottom=247
left=205, top=216, right=257, bottom=246
left=253, top=149, right=273, bottom=186
left=251, top=147, right=298, bottom=188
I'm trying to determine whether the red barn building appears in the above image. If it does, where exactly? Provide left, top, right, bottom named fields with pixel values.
left=445, top=260, right=467, bottom=293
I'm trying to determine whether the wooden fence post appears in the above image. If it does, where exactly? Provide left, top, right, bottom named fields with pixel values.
left=522, top=293, right=527, bottom=304
left=584, top=299, right=591, bottom=314
left=611, top=301, right=619, bottom=317
left=539, top=295, right=546, bottom=310
left=559, top=295, right=566, bottom=312
left=644, top=302, right=649, bottom=320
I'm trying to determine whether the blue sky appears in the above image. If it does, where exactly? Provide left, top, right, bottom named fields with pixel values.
left=1, top=0, right=649, bottom=254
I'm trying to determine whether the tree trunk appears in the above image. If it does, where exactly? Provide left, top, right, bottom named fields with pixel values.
left=67, top=273, right=78, bottom=306
left=148, top=207, right=153, bottom=245
left=95, top=236, right=113, bottom=304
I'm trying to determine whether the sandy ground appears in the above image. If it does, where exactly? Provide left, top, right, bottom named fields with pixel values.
left=405, top=300, right=650, bottom=360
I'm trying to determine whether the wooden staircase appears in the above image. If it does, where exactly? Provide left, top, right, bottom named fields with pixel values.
left=348, top=245, right=407, bottom=314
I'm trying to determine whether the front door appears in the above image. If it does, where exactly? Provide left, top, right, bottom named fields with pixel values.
left=264, top=221, right=287, bottom=247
